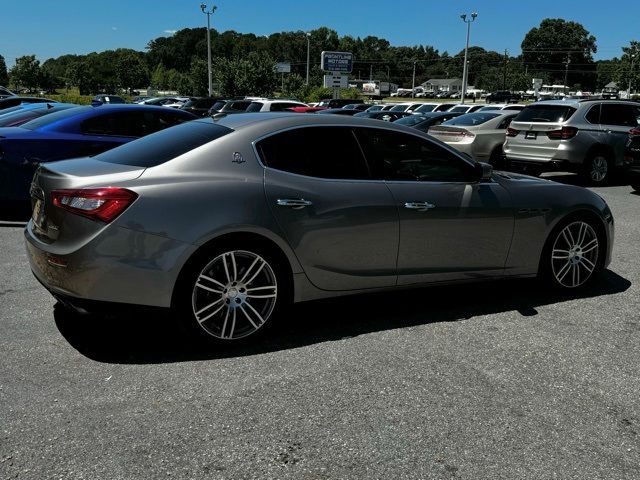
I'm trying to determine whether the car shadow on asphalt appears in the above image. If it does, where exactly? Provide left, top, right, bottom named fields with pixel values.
left=538, top=172, right=631, bottom=188
left=54, top=269, right=631, bottom=365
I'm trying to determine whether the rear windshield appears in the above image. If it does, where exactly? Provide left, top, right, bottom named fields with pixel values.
left=246, top=102, right=264, bottom=112
left=449, top=106, right=470, bottom=113
left=389, top=104, right=408, bottom=111
left=20, top=106, right=90, bottom=130
left=95, top=121, right=233, bottom=167
left=0, top=105, right=74, bottom=127
left=515, top=105, right=577, bottom=123
left=442, top=112, right=500, bottom=126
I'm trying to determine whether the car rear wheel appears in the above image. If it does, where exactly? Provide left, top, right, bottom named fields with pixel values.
left=541, top=218, right=604, bottom=289
left=175, top=245, right=288, bottom=342
left=489, top=147, right=505, bottom=169
left=583, top=152, right=611, bottom=185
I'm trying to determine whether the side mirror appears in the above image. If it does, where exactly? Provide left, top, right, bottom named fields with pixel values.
left=475, top=162, right=493, bottom=181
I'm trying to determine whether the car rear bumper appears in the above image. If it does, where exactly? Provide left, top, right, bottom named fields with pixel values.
left=507, top=158, right=576, bottom=173
left=25, top=222, right=197, bottom=308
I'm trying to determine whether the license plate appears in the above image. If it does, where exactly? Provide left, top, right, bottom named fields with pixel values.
left=525, top=131, right=537, bottom=140
left=32, top=199, right=45, bottom=228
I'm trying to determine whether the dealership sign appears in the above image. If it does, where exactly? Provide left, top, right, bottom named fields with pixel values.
left=321, top=51, right=354, bottom=73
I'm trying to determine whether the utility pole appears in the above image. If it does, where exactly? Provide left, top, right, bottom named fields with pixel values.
left=305, top=32, right=311, bottom=86
left=412, top=61, right=416, bottom=98
left=564, top=53, right=571, bottom=95
left=628, top=50, right=637, bottom=99
left=200, top=3, right=217, bottom=97
left=503, top=49, right=508, bottom=91
left=460, top=12, right=478, bottom=104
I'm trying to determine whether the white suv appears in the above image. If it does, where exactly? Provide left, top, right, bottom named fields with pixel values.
left=246, top=100, right=308, bottom=112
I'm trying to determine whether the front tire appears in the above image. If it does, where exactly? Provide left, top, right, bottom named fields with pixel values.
left=174, top=244, right=288, bottom=343
left=541, top=218, right=604, bottom=289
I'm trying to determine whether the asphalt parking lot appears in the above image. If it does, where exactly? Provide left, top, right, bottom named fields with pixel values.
left=1, top=175, right=639, bottom=480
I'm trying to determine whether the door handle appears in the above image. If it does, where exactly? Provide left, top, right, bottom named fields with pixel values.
left=276, top=198, right=313, bottom=209
left=404, top=202, right=436, bottom=212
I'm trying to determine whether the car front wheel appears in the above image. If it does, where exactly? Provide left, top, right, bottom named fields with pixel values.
left=542, top=218, right=603, bottom=289
left=176, top=245, right=287, bottom=342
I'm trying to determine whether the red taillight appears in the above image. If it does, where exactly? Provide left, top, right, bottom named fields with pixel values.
left=629, top=127, right=640, bottom=137
left=546, top=126, right=578, bottom=140
left=506, top=127, right=519, bottom=137
left=52, top=187, right=138, bottom=223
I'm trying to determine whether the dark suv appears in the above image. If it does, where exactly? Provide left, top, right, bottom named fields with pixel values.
left=624, top=127, right=640, bottom=192
left=486, top=91, right=521, bottom=104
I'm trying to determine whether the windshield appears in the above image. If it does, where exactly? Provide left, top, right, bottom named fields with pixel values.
left=394, top=115, right=426, bottom=126
left=449, top=106, right=469, bottom=113
left=96, top=121, right=233, bottom=167
left=389, top=104, right=407, bottom=112
left=19, top=106, right=90, bottom=130
left=442, top=112, right=500, bottom=126
left=246, top=102, right=264, bottom=112
left=416, top=104, right=436, bottom=113
left=515, top=105, right=577, bottom=123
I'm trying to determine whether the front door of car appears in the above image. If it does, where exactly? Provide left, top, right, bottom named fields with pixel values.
left=355, top=127, right=514, bottom=285
left=258, top=126, right=399, bottom=291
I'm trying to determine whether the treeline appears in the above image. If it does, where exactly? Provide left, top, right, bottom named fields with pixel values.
left=1, top=19, right=637, bottom=99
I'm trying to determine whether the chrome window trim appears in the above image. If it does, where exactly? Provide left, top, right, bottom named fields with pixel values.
left=251, top=123, right=484, bottom=186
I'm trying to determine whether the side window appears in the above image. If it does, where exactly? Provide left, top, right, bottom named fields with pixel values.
left=600, top=104, right=637, bottom=127
left=356, top=128, right=476, bottom=182
left=585, top=104, right=600, bottom=124
left=153, top=112, right=190, bottom=132
left=257, top=127, right=370, bottom=180
left=82, top=112, right=156, bottom=137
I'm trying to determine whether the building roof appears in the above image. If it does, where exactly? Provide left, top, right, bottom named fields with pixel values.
left=422, top=78, right=462, bottom=86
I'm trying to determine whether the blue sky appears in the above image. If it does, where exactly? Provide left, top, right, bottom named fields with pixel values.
left=1, top=0, right=638, bottom=66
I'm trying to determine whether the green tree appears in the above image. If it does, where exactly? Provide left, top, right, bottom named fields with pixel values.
left=115, top=49, right=149, bottom=93
left=0, top=55, right=8, bottom=86
left=10, top=55, right=41, bottom=92
left=615, top=41, right=640, bottom=95
left=521, top=18, right=597, bottom=89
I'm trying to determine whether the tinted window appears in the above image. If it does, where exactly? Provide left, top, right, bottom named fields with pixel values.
left=449, top=106, right=470, bottom=113
left=82, top=112, right=146, bottom=137
left=96, top=121, right=233, bottom=167
left=193, top=98, right=216, bottom=108
left=257, top=127, right=369, bottom=180
left=210, top=101, right=227, bottom=111
left=496, top=115, right=515, bottom=129
left=443, top=112, right=500, bottom=126
left=515, top=105, right=576, bottom=123
left=585, top=104, right=600, bottom=124
left=394, top=115, right=428, bottom=126
left=390, top=104, right=408, bottom=112
left=20, top=106, right=90, bottom=130
left=600, top=104, right=640, bottom=127
left=415, top=105, right=437, bottom=113
left=355, top=128, right=476, bottom=182
left=270, top=102, right=300, bottom=112
left=246, top=102, right=264, bottom=112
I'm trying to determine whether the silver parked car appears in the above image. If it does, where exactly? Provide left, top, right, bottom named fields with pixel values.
left=25, top=114, right=614, bottom=343
left=504, top=99, right=640, bottom=184
left=427, top=111, right=518, bottom=167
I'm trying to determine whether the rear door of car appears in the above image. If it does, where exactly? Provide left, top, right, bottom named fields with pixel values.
left=259, top=125, right=399, bottom=291
left=355, top=127, right=514, bottom=285
left=599, top=103, right=640, bottom=166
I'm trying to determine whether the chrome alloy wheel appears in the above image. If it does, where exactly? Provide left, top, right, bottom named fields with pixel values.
left=551, top=221, right=599, bottom=288
left=191, top=250, right=277, bottom=340
left=590, top=155, right=608, bottom=183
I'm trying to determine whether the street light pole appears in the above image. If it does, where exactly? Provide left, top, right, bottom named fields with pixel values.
left=628, top=52, right=637, bottom=99
left=460, top=12, right=477, bottom=105
left=412, top=61, right=416, bottom=98
left=200, top=3, right=217, bottom=97
left=306, top=32, right=311, bottom=86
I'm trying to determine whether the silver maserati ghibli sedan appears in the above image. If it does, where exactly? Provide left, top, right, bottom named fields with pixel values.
left=25, top=113, right=614, bottom=342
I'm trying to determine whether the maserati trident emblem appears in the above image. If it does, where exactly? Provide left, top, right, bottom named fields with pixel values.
left=232, top=152, right=245, bottom=164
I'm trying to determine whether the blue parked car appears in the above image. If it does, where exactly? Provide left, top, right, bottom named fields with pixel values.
left=0, top=104, right=197, bottom=217
left=0, top=103, right=78, bottom=128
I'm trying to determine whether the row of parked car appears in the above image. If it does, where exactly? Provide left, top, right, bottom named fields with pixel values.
left=1, top=92, right=639, bottom=220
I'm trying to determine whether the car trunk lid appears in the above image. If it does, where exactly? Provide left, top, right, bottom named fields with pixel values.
left=428, top=126, right=475, bottom=144
left=30, top=157, right=145, bottom=244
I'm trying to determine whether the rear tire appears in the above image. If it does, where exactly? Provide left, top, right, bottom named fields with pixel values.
left=173, top=242, right=290, bottom=344
left=540, top=216, right=605, bottom=290
left=488, top=147, right=506, bottom=170
left=583, top=151, right=612, bottom=185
